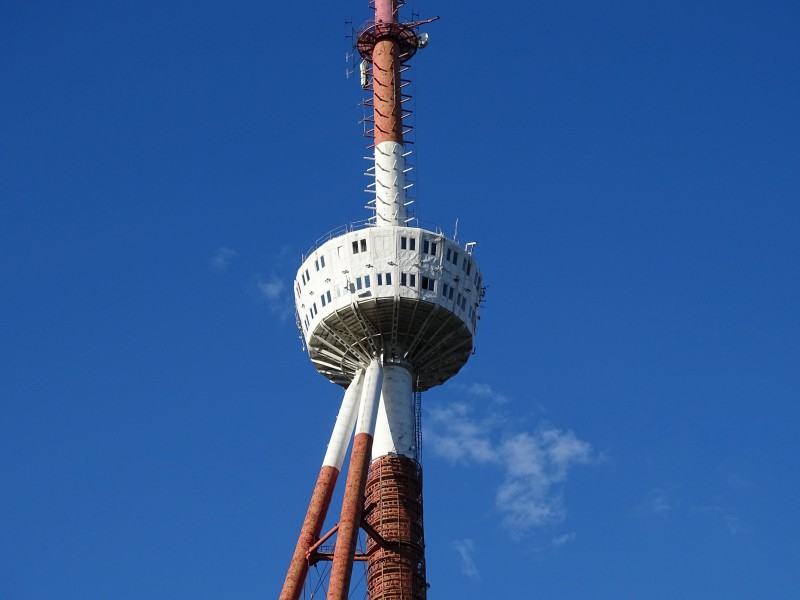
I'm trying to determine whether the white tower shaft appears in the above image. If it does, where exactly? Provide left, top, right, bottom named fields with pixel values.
left=374, top=141, right=408, bottom=226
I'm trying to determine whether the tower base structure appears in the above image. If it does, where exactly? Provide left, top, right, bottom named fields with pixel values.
left=279, top=359, right=428, bottom=600
left=365, top=455, right=426, bottom=600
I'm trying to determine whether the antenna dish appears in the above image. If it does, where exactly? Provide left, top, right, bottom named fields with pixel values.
left=417, top=32, right=430, bottom=48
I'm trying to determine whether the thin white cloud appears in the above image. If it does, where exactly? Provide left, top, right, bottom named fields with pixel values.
left=464, top=382, right=509, bottom=404
left=257, top=277, right=284, bottom=300
left=427, top=403, right=497, bottom=464
left=210, top=246, right=237, bottom=272
left=427, top=396, right=599, bottom=535
left=636, top=488, right=671, bottom=517
left=256, top=275, right=293, bottom=321
left=451, top=539, right=479, bottom=578
left=692, top=506, right=748, bottom=536
left=551, top=532, right=576, bottom=547
left=496, top=429, right=594, bottom=532
left=723, top=514, right=745, bottom=535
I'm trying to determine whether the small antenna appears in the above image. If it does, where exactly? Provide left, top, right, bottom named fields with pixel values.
left=344, top=19, right=358, bottom=78
left=453, top=218, right=459, bottom=242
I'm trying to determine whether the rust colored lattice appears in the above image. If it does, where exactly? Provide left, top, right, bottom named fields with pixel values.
left=364, top=455, right=427, bottom=600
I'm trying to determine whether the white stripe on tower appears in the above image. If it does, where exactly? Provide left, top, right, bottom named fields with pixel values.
left=375, top=141, right=407, bottom=226
left=279, top=371, right=365, bottom=600
left=322, top=370, right=365, bottom=469
left=327, top=358, right=384, bottom=600
left=372, top=363, right=416, bottom=458
left=370, top=0, right=407, bottom=227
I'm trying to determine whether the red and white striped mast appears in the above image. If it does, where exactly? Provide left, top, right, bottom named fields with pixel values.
left=361, top=0, right=418, bottom=227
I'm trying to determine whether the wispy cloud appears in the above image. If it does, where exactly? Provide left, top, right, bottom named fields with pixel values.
left=257, top=276, right=284, bottom=300
left=210, top=246, right=237, bottom=272
left=692, top=506, right=748, bottom=536
left=427, top=389, right=599, bottom=535
left=464, top=382, right=509, bottom=404
left=636, top=487, right=672, bottom=517
left=426, top=402, right=498, bottom=464
left=495, top=429, right=595, bottom=532
left=256, top=275, right=293, bottom=321
left=451, top=539, right=479, bottom=578
left=551, top=532, right=576, bottom=547
left=723, top=514, right=745, bottom=535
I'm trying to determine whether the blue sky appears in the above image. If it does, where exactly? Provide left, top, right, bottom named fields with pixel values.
left=2, top=1, right=799, bottom=598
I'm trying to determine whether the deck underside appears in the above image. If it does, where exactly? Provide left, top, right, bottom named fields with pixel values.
left=308, top=297, right=473, bottom=391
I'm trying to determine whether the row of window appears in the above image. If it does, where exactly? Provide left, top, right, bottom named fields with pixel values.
left=441, top=282, right=454, bottom=300
left=310, top=275, right=473, bottom=309
left=302, top=275, right=478, bottom=332
left=301, top=239, right=475, bottom=293
left=445, top=247, right=458, bottom=266
left=319, top=290, right=333, bottom=307
left=351, top=235, right=446, bottom=256
left=400, top=236, right=415, bottom=251
left=402, top=236, right=440, bottom=258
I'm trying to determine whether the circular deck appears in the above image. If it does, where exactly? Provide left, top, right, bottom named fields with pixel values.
left=307, top=296, right=473, bottom=392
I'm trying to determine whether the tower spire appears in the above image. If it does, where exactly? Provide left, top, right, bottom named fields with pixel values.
left=357, top=0, right=425, bottom=226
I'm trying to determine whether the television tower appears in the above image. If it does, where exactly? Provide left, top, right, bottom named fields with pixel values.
left=280, top=2, right=483, bottom=599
